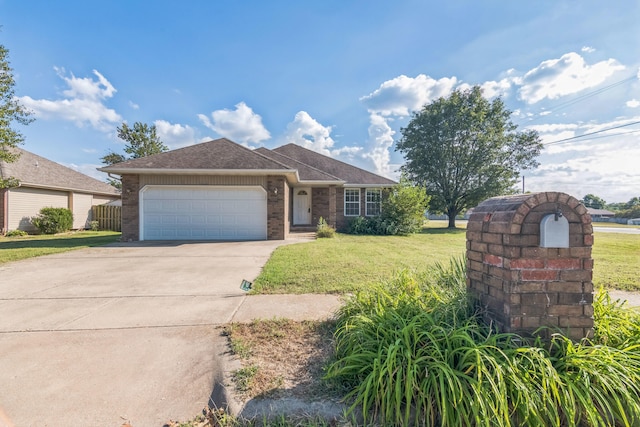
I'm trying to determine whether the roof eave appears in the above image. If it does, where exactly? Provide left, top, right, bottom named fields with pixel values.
left=16, top=182, right=121, bottom=197
left=99, top=167, right=302, bottom=184
left=297, top=180, right=346, bottom=186
left=344, top=183, right=396, bottom=188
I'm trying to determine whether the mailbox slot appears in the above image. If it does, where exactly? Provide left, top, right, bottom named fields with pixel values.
left=540, top=213, right=569, bottom=248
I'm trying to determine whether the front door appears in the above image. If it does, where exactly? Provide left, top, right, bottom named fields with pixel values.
left=293, top=188, right=312, bottom=225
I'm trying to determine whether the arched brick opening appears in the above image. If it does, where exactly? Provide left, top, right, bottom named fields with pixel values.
left=466, top=192, right=594, bottom=341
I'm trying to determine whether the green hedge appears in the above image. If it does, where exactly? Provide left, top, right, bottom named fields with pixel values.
left=31, top=207, right=73, bottom=234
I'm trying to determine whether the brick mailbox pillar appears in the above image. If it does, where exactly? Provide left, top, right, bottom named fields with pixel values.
left=466, top=192, right=594, bottom=341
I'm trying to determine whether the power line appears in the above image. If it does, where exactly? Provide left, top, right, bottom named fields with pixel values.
left=515, top=72, right=639, bottom=126
left=543, top=120, right=640, bottom=146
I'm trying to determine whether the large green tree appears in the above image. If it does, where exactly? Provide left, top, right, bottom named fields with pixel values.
left=581, top=193, right=607, bottom=210
left=396, top=86, right=542, bottom=228
left=1, top=43, right=34, bottom=187
left=101, top=121, right=168, bottom=188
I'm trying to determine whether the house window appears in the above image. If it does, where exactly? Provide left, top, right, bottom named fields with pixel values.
left=366, top=189, right=382, bottom=216
left=344, top=189, right=360, bottom=216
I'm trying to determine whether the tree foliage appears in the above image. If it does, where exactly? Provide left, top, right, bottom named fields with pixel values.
left=379, top=176, right=430, bottom=235
left=101, top=122, right=168, bottom=188
left=581, top=193, right=607, bottom=209
left=396, top=86, right=542, bottom=228
left=346, top=178, right=430, bottom=236
left=0, top=43, right=34, bottom=187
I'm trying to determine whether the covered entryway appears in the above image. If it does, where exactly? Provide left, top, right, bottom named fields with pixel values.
left=293, top=188, right=311, bottom=225
left=140, top=185, right=267, bottom=240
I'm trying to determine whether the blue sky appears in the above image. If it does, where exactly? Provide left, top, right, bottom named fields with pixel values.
left=2, top=1, right=639, bottom=203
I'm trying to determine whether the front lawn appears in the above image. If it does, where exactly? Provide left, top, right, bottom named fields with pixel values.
left=254, top=224, right=640, bottom=294
left=0, top=231, right=121, bottom=264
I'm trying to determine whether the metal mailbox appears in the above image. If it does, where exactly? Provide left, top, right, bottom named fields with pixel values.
left=540, top=212, right=569, bottom=248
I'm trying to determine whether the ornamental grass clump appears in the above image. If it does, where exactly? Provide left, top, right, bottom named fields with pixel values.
left=326, top=257, right=640, bottom=427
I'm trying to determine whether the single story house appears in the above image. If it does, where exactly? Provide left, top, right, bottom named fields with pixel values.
left=586, top=208, right=616, bottom=221
left=100, top=138, right=396, bottom=241
left=1, top=147, right=121, bottom=233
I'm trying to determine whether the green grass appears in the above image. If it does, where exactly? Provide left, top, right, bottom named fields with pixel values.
left=256, top=222, right=640, bottom=294
left=592, top=222, right=640, bottom=229
left=592, top=232, right=640, bottom=291
left=254, top=225, right=467, bottom=294
left=0, top=231, right=121, bottom=264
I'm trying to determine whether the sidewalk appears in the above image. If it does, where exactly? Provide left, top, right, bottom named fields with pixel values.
left=230, top=294, right=344, bottom=323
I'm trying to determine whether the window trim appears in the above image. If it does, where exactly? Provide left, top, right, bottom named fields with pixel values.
left=344, top=188, right=360, bottom=216
left=365, top=188, right=382, bottom=216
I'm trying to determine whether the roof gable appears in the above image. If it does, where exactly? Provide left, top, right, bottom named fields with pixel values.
left=101, top=138, right=291, bottom=172
left=272, top=144, right=396, bottom=186
left=254, top=147, right=342, bottom=182
left=1, top=147, right=119, bottom=196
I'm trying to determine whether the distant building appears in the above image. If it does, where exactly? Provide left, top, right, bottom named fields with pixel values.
left=586, top=208, right=615, bottom=221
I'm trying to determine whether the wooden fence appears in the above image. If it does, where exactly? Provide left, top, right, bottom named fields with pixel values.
left=92, top=205, right=121, bottom=232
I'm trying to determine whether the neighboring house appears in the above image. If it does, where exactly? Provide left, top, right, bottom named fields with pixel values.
left=586, top=208, right=615, bottom=221
left=1, top=147, right=121, bottom=233
left=100, top=138, right=396, bottom=241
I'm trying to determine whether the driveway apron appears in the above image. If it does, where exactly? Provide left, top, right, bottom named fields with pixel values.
left=0, top=240, right=290, bottom=427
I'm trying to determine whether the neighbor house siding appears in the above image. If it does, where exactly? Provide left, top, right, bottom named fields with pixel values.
left=140, top=175, right=267, bottom=187
left=71, top=192, right=94, bottom=230
left=7, top=187, right=68, bottom=232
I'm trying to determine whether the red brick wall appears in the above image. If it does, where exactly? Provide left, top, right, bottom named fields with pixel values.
left=267, top=175, right=286, bottom=240
left=466, top=192, right=593, bottom=341
left=120, top=174, right=140, bottom=242
left=312, top=187, right=330, bottom=227
left=0, top=189, right=7, bottom=234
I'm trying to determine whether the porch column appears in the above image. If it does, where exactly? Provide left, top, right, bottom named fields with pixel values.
left=328, top=185, right=336, bottom=228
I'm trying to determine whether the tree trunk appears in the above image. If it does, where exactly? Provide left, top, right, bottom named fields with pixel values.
left=447, top=207, right=457, bottom=228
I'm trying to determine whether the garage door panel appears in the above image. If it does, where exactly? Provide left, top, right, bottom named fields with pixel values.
left=141, top=186, right=267, bottom=241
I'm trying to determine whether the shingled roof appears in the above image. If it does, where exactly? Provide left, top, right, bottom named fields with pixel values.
left=254, top=147, right=343, bottom=183
left=101, top=138, right=293, bottom=173
left=1, top=147, right=120, bottom=196
left=101, top=138, right=396, bottom=187
left=273, top=143, right=397, bottom=186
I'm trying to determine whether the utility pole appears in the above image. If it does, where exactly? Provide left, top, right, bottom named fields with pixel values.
left=522, top=176, right=525, bottom=193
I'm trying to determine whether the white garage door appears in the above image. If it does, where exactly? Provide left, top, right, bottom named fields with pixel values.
left=140, top=186, right=267, bottom=241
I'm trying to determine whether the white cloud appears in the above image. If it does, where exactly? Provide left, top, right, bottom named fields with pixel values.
left=18, top=68, right=121, bottom=131
left=154, top=119, right=197, bottom=148
left=581, top=46, right=596, bottom=53
left=480, top=78, right=513, bottom=99
left=129, top=101, right=140, bottom=110
left=360, top=74, right=458, bottom=116
left=364, top=113, right=395, bottom=177
left=198, top=102, right=270, bottom=146
left=283, top=111, right=335, bottom=155
left=526, top=123, right=579, bottom=133
left=627, top=99, right=640, bottom=108
left=518, top=52, right=625, bottom=104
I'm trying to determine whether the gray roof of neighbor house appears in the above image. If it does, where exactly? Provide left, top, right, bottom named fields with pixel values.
left=100, top=138, right=294, bottom=174
left=1, top=147, right=120, bottom=196
left=586, top=208, right=615, bottom=216
left=273, top=143, right=397, bottom=186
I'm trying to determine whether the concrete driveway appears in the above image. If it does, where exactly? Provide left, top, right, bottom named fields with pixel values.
left=0, top=239, right=300, bottom=427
